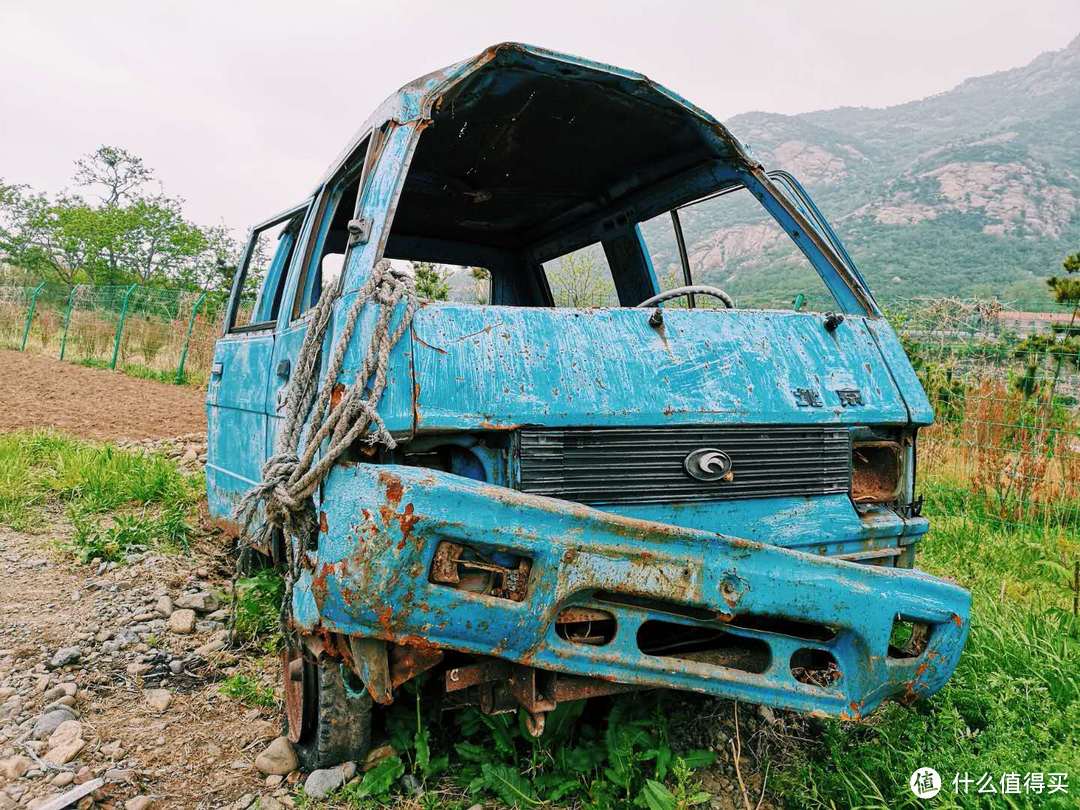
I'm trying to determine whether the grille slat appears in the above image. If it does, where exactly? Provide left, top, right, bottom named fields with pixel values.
left=518, top=426, right=851, bottom=505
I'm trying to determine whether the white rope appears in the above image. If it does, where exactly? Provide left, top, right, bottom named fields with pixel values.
left=234, top=259, right=417, bottom=581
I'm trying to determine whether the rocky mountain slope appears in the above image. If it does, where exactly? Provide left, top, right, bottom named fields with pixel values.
left=720, top=33, right=1080, bottom=305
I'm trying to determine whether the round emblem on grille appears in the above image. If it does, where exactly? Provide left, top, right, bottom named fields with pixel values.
left=683, top=448, right=733, bottom=482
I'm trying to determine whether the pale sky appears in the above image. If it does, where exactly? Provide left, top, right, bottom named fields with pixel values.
left=2, top=0, right=1079, bottom=232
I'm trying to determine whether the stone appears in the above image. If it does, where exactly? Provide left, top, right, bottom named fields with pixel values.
left=126, top=798, right=153, bottom=810
left=0, top=755, right=31, bottom=779
left=265, top=775, right=283, bottom=788
left=254, top=736, right=298, bottom=776
left=31, top=707, right=77, bottom=740
left=73, top=765, right=93, bottom=784
left=155, top=596, right=173, bottom=617
left=42, top=685, right=68, bottom=703
left=303, top=762, right=356, bottom=799
left=52, top=771, right=75, bottom=787
left=0, top=696, right=23, bottom=719
left=43, top=736, right=85, bottom=765
left=47, top=719, right=83, bottom=749
left=362, top=743, right=395, bottom=771
left=168, top=660, right=183, bottom=675
left=195, top=630, right=230, bottom=656
left=49, top=647, right=81, bottom=668
left=175, top=591, right=218, bottom=613
left=145, top=689, right=172, bottom=712
left=167, top=609, right=196, bottom=635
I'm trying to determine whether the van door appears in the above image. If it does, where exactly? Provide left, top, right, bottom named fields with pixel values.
left=205, top=203, right=309, bottom=520
left=266, top=131, right=410, bottom=455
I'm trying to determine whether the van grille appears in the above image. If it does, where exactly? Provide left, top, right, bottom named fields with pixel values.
left=517, top=426, right=851, bottom=505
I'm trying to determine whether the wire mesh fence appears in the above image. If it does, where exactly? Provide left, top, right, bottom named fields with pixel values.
left=889, top=297, right=1080, bottom=535
left=0, top=282, right=227, bottom=385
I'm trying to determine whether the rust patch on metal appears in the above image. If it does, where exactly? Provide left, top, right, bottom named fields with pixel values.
left=380, top=471, right=404, bottom=507
left=377, top=605, right=394, bottom=635
left=851, top=441, right=902, bottom=503
left=398, top=503, right=419, bottom=543
left=330, top=382, right=346, bottom=410
left=281, top=648, right=306, bottom=743
left=319, top=511, right=329, bottom=533
left=389, top=643, right=444, bottom=688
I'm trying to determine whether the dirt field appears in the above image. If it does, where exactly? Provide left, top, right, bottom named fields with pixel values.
left=0, top=351, right=206, bottom=441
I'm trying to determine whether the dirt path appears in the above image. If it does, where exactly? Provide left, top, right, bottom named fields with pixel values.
left=0, top=521, right=283, bottom=809
left=0, top=351, right=206, bottom=441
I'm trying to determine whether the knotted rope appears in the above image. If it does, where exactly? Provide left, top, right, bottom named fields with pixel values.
left=233, top=259, right=417, bottom=615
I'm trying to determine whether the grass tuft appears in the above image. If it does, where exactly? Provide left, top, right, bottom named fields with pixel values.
left=220, top=673, right=277, bottom=709
left=769, top=474, right=1080, bottom=809
left=233, top=568, right=284, bottom=650
left=0, top=430, right=201, bottom=559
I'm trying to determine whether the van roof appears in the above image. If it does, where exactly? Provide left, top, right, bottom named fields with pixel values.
left=319, top=42, right=757, bottom=188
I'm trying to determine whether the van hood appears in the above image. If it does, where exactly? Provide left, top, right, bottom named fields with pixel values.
left=402, top=305, right=930, bottom=432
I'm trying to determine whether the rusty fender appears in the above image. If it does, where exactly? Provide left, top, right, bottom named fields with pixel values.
left=291, top=463, right=970, bottom=718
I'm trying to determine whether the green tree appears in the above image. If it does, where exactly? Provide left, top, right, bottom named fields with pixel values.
left=121, top=196, right=208, bottom=283
left=73, top=145, right=152, bottom=206
left=1, top=147, right=217, bottom=288
left=1011, top=250, right=1080, bottom=399
left=414, top=262, right=449, bottom=301
left=547, top=251, right=615, bottom=307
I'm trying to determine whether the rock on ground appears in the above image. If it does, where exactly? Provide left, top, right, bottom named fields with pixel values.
left=144, top=688, right=172, bottom=712
left=167, top=608, right=196, bottom=634
left=303, top=761, right=357, bottom=799
left=48, top=646, right=81, bottom=668
left=254, top=736, right=298, bottom=776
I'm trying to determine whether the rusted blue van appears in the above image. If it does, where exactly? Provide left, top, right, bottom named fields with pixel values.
left=206, top=43, right=970, bottom=767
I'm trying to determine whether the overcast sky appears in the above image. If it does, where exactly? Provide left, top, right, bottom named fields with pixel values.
left=2, top=1, right=1079, bottom=232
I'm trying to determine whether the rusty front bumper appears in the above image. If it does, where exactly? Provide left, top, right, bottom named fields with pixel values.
left=293, top=463, right=970, bottom=718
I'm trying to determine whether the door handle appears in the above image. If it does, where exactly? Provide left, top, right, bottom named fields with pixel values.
left=211, top=361, right=223, bottom=377
left=276, top=359, right=291, bottom=380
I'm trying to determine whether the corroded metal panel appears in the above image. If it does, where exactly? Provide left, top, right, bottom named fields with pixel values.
left=410, top=306, right=907, bottom=430
left=294, top=463, right=969, bottom=718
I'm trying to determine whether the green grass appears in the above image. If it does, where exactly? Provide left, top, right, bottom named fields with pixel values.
left=325, top=687, right=717, bottom=810
left=221, top=673, right=278, bottom=709
left=770, top=477, right=1079, bottom=809
left=234, top=568, right=285, bottom=650
left=76, top=357, right=200, bottom=386
left=0, top=430, right=202, bottom=559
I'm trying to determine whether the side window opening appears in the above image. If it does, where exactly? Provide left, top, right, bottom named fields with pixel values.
left=228, top=209, right=305, bottom=332
left=641, top=183, right=837, bottom=312
left=385, top=261, right=491, bottom=303
left=541, top=244, right=617, bottom=308
left=292, top=132, right=384, bottom=319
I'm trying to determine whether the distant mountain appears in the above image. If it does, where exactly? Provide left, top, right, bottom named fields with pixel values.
left=719, top=33, right=1080, bottom=306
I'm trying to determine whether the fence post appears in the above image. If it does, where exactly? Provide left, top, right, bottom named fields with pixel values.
left=109, top=283, right=139, bottom=369
left=19, top=282, right=45, bottom=351
left=175, top=290, right=208, bottom=384
left=58, top=285, right=80, bottom=361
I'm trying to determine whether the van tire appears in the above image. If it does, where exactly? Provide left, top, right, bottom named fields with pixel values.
left=290, top=652, right=372, bottom=770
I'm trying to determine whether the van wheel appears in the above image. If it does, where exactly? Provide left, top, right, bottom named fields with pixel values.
left=282, top=646, right=372, bottom=770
